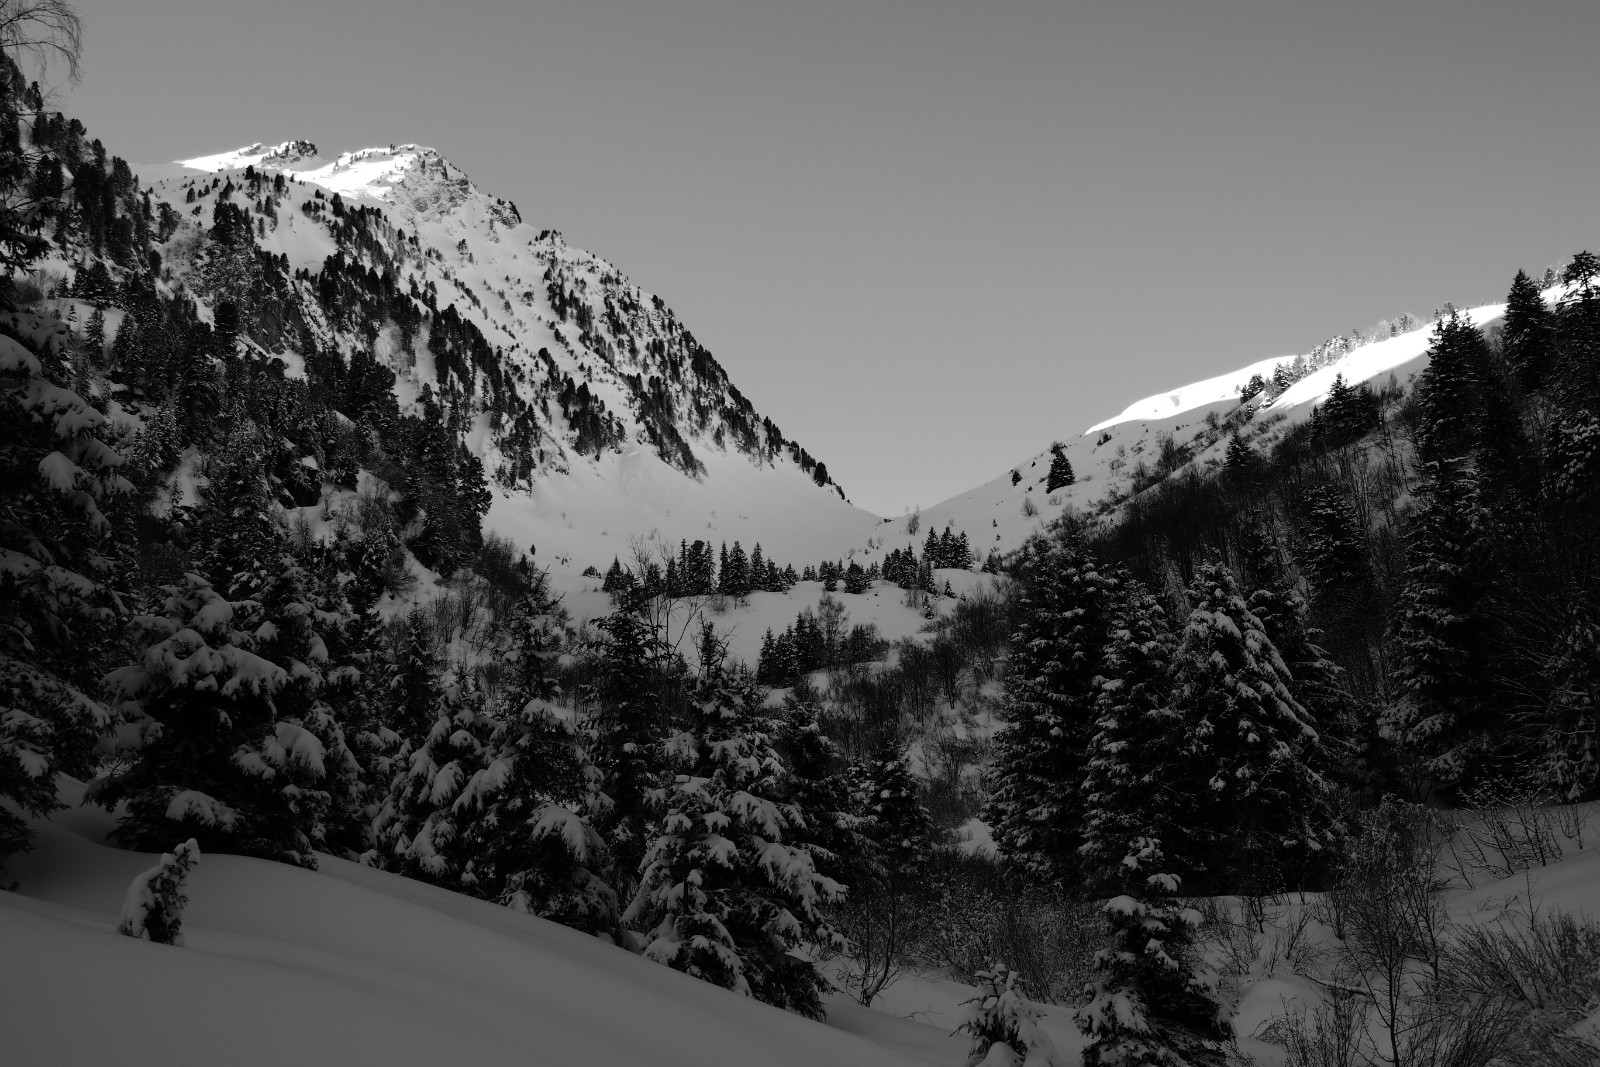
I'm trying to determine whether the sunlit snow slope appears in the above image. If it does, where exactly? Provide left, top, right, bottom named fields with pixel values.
left=141, top=141, right=878, bottom=577
left=909, top=297, right=1531, bottom=559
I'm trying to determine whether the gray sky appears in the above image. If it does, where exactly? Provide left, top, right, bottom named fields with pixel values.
left=61, top=0, right=1600, bottom=515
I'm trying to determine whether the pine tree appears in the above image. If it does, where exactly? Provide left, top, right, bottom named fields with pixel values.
left=1414, top=310, right=1485, bottom=464
left=1387, top=459, right=1497, bottom=788
left=984, top=524, right=1120, bottom=885
left=456, top=586, right=617, bottom=934
left=1167, top=562, right=1331, bottom=892
left=1502, top=268, right=1553, bottom=392
left=1075, top=838, right=1230, bottom=1067
left=860, top=744, right=931, bottom=875
left=1078, top=581, right=1230, bottom=1064
left=117, top=839, right=200, bottom=947
left=1544, top=603, right=1600, bottom=802
left=1080, top=579, right=1180, bottom=886
left=1, top=318, right=129, bottom=859
left=587, top=606, right=673, bottom=900
left=372, top=666, right=495, bottom=885
left=1223, top=434, right=1259, bottom=482
left=1299, top=484, right=1368, bottom=593
left=93, top=573, right=325, bottom=867
left=1046, top=443, right=1075, bottom=493
left=843, top=560, right=869, bottom=594
left=626, top=666, right=841, bottom=1017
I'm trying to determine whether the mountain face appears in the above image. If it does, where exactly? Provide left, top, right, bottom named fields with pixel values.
left=906, top=298, right=1531, bottom=560
left=128, top=140, right=874, bottom=569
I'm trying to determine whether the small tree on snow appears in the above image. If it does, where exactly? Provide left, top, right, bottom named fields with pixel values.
left=118, top=839, right=199, bottom=946
left=958, top=963, right=1060, bottom=1067
left=1075, top=838, right=1229, bottom=1067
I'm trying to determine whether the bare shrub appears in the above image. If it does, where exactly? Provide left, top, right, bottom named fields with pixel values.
left=915, top=851, right=1099, bottom=1004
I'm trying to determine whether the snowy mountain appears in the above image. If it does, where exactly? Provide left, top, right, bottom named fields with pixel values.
left=118, top=140, right=1548, bottom=587
left=902, top=297, right=1531, bottom=559
left=136, top=140, right=877, bottom=570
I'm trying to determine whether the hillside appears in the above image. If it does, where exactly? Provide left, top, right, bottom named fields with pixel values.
left=906, top=299, right=1526, bottom=559
left=132, top=140, right=877, bottom=571
left=2, top=780, right=954, bottom=1067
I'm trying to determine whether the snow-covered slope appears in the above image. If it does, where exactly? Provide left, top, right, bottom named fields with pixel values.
left=2, top=781, right=947, bottom=1067
left=910, top=298, right=1528, bottom=559
left=140, top=141, right=878, bottom=578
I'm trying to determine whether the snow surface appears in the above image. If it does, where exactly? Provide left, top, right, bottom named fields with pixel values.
left=4, top=779, right=963, bottom=1066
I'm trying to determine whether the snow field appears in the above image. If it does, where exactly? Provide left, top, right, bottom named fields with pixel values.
left=4, top=780, right=955, bottom=1067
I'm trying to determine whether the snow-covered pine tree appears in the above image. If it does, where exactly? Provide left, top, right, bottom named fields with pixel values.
left=859, top=744, right=931, bottom=876
left=247, top=547, right=366, bottom=856
left=118, top=838, right=200, bottom=947
left=958, top=964, right=1060, bottom=1067
left=777, top=701, right=865, bottom=892
left=1075, top=837, right=1229, bottom=1067
left=1386, top=458, right=1497, bottom=788
left=1222, top=433, right=1259, bottom=482
left=1414, top=309, right=1486, bottom=465
left=371, top=665, right=495, bottom=885
left=984, top=523, right=1120, bottom=886
left=1045, top=443, right=1075, bottom=493
left=1544, top=602, right=1600, bottom=802
left=94, top=572, right=327, bottom=867
left=458, top=578, right=618, bottom=934
left=626, top=665, right=841, bottom=1017
left=1079, top=578, right=1180, bottom=889
left=1167, top=561, right=1331, bottom=892
left=0, top=318, right=130, bottom=859
left=1298, top=484, right=1367, bottom=594
left=586, top=605, right=674, bottom=901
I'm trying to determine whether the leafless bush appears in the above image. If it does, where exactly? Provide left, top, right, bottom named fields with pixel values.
left=914, top=851, right=1099, bottom=1004
left=1443, top=907, right=1600, bottom=1066
left=1264, top=991, right=1367, bottom=1067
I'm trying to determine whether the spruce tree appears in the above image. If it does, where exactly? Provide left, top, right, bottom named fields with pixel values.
left=93, top=573, right=326, bottom=867
left=372, top=666, right=495, bottom=884
left=1075, top=838, right=1230, bottom=1067
left=1167, top=562, right=1331, bottom=892
left=1414, top=310, right=1485, bottom=464
left=587, top=606, right=673, bottom=900
left=1387, top=459, right=1497, bottom=788
left=984, top=524, right=1120, bottom=885
left=860, top=744, right=931, bottom=875
left=626, top=666, right=841, bottom=1017
left=1, top=321, right=129, bottom=859
left=1503, top=268, right=1552, bottom=392
left=1046, top=443, right=1075, bottom=493
left=1544, top=602, right=1600, bottom=802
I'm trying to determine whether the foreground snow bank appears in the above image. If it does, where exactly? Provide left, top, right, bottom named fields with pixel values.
left=2, top=781, right=938, bottom=1067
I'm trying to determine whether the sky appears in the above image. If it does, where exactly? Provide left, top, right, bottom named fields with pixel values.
left=57, top=0, right=1600, bottom=515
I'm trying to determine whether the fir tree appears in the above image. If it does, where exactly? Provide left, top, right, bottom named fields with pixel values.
left=372, top=666, right=495, bottom=885
left=1, top=319, right=129, bottom=859
left=626, top=666, right=841, bottom=1017
left=587, top=606, right=674, bottom=900
left=1387, top=459, right=1497, bottom=788
left=1544, top=602, right=1600, bottom=802
left=1167, top=562, right=1331, bottom=892
left=1414, top=310, right=1485, bottom=464
left=1046, top=443, right=1076, bottom=493
left=1075, top=837, right=1230, bottom=1067
left=859, top=744, right=931, bottom=875
left=1503, top=268, right=1553, bottom=392
left=93, top=573, right=325, bottom=867
left=984, top=524, right=1120, bottom=885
